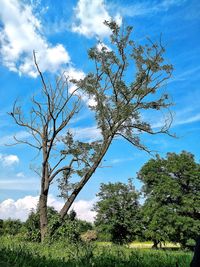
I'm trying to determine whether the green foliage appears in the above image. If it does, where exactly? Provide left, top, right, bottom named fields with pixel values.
left=94, top=179, right=140, bottom=244
left=58, top=132, right=102, bottom=199
left=24, top=206, right=93, bottom=243
left=73, top=20, right=173, bottom=147
left=48, top=215, right=81, bottom=243
left=25, top=209, right=41, bottom=242
left=57, top=18, right=174, bottom=221
left=138, top=151, right=200, bottom=248
left=1, top=219, right=24, bottom=236
left=24, top=207, right=58, bottom=242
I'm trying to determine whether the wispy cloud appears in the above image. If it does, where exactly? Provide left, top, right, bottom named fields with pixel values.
left=72, top=126, right=102, bottom=142
left=0, top=131, right=30, bottom=146
left=170, top=66, right=200, bottom=83
left=109, top=0, right=187, bottom=18
left=109, top=157, right=136, bottom=165
left=0, top=0, right=70, bottom=77
left=0, top=178, right=38, bottom=191
left=151, top=109, right=200, bottom=129
left=174, top=113, right=200, bottom=126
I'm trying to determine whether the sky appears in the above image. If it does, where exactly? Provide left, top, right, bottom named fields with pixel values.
left=0, top=0, right=200, bottom=222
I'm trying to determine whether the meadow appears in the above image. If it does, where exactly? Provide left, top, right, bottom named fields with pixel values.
left=0, top=236, right=193, bottom=267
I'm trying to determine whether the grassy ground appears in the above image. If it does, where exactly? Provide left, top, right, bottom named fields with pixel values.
left=0, top=236, right=193, bottom=267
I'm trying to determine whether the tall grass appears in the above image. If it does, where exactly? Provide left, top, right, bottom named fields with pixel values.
left=0, top=236, right=192, bottom=267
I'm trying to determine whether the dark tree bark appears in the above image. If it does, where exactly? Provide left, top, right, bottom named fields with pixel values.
left=190, top=237, right=200, bottom=267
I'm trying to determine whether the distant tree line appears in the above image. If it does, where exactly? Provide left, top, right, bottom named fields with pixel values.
left=0, top=208, right=93, bottom=243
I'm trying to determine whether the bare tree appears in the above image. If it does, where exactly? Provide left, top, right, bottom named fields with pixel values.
left=10, top=21, right=173, bottom=242
left=9, top=52, right=82, bottom=241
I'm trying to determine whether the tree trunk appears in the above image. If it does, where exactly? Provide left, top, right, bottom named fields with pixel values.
left=39, top=139, right=50, bottom=243
left=39, top=157, right=49, bottom=242
left=39, top=190, right=49, bottom=243
left=152, top=240, right=159, bottom=249
left=59, top=137, right=113, bottom=219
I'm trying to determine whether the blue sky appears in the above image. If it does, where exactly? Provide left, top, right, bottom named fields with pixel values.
left=0, top=0, right=200, bottom=221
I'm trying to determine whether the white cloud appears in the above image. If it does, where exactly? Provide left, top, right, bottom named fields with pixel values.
left=0, top=153, right=19, bottom=166
left=65, top=67, right=97, bottom=107
left=72, top=0, right=122, bottom=38
left=16, top=172, right=25, bottom=178
left=65, top=67, right=85, bottom=93
left=96, top=42, right=111, bottom=52
left=0, top=195, right=96, bottom=222
left=71, top=199, right=97, bottom=223
left=0, top=196, right=39, bottom=221
left=0, top=0, right=70, bottom=77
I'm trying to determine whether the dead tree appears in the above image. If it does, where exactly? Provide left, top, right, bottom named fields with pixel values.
left=9, top=52, right=81, bottom=242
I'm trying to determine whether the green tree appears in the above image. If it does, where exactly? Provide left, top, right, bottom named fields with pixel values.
left=10, top=21, right=173, bottom=241
left=94, top=179, right=140, bottom=244
left=138, top=151, right=200, bottom=248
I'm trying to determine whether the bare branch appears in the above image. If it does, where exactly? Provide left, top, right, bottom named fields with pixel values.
left=5, top=135, right=42, bottom=150
left=49, top=158, right=77, bottom=183
left=33, top=50, right=47, bottom=93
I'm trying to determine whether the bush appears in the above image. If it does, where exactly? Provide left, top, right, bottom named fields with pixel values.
left=81, top=230, right=98, bottom=242
left=24, top=209, right=41, bottom=242
left=2, top=219, right=24, bottom=236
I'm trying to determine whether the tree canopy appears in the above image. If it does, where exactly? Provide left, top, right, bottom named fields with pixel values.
left=138, top=151, right=200, bottom=248
left=93, top=179, right=140, bottom=244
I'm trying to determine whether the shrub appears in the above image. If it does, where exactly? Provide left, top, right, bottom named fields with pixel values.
left=81, top=230, right=98, bottom=242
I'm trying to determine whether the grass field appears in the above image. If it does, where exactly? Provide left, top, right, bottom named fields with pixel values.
left=0, top=236, right=193, bottom=267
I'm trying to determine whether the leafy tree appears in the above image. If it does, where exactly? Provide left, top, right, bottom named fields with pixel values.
left=10, top=21, right=173, bottom=241
left=94, top=179, right=140, bottom=244
left=59, top=20, right=173, bottom=218
left=138, top=151, right=200, bottom=248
